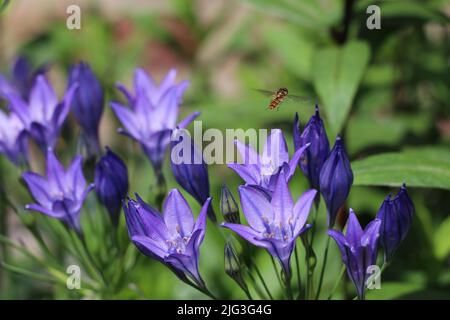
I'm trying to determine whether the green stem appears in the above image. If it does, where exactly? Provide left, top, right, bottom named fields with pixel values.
left=68, top=229, right=106, bottom=290
left=184, top=278, right=217, bottom=300
left=294, top=245, right=302, bottom=299
left=268, top=255, right=282, bottom=287
left=243, top=288, right=253, bottom=300
left=284, top=273, right=293, bottom=300
left=253, top=262, right=274, bottom=300
left=245, top=266, right=268, bottom=299
left=327, top=265, right=346, bottom=300
left=315, top=236, right=331, bottom=299
left=302, top=233, right=316, bottom=300
left=0, top=160, right=8, bottom=297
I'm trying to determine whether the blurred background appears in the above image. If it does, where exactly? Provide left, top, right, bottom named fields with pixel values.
left=0, top=0, right=449, bottom=299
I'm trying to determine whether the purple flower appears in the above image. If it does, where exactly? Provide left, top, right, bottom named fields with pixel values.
left=0, top=56, right=48, bottom=100
left=68, top=62, right=104, bottom=155
left=22, top=149, right=94, bottom=232
left=294, top=106, right=330, bottom=190
left=170, top=129, right=215, bottom=221
left=94, top=147, right=129, bottom=226
left=228, top=129, right=309, bottom=194
left=319, top=136, right=353, bottom=228
left=123, top=189, right=211, bottom=288
left=376, top=184, right=414, bottom=262
left=328, top=210, right=381, bottom=300
left=111, top=68, right=199, bottom=176
left=6, top=75, right=78, bottom=152
left=0, top=109, right=28, bottom=166
left=222, top=172, right=317, bottom=278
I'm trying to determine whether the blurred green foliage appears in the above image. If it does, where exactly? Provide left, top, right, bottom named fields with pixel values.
left=0, top=0, right=449, bottom=299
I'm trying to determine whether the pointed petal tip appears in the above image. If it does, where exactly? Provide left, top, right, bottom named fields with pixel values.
left=314, top=104, right=320, bottom=115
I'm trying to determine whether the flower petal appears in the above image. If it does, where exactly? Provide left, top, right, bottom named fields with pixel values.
left=286, top=143, right=310, bottom=181
left=235, top=139, right=260, bottom=165
left=238, top=185, right=273, bottom=231
left=22, top=172, right=53, bottom=207
left=262, top=129, right=289, bottom=168
left=345, top=209, right=363, bottom=246
left=67, top=155, right=86, bottom=199
left=110, top=102, right=141, bottom=140
left=222, top=223, right=268, bottom=248
left=29, top=76, right=58, bottom=122
left=163, top=189, right=195, bottom=238
left=132, top=235, right=167, bottom=260
left=193, top=197, right=212, bottom=246
left=227, top=163, right=260, bottom=185
left=293, top=189, right=317, bottom=235
left=177, top=111, right=200, bottom=129
left=270, top=171, right=293, bottom=225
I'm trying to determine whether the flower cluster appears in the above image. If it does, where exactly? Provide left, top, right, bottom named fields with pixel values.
left=0, top=58, right=415, bottom=300
left=223, top=107, right=414, bottom=299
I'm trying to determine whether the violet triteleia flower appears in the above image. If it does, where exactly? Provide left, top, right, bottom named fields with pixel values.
left=22, top=149, right=94, bottom=232
left=94, top=147, right=129, bottom=226
left=0, top=109, right=28, bottom=166
left=376, top=184, right=414, bottom=262
left=222, top=172, right=317, bottom=278
left=294, top=106, right=330, bottom=190
left=0, top=56, right=48, bottom=100
left=6, top=75, right=78, bottom=151
left=170, top=129, right=215, bottom=221
left=319, top=136, right=353, bottom=228
left=111, top=68, right=198, bottom=177
left=328, top=210, right=381, bottom=300
left=123, top=189, right=211, bottom=288
left=228, top=129, right=309, bottom=194
left=116, top=68, right=189, bottom=107
left=68, top=62, right=104, bottom=155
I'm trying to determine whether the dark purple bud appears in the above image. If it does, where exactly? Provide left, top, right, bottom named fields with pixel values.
left=224, top=241, right=248, bottom=293
left=94, top=147, right=129, bottom=226
left=319, top=136, right=353, bottom=228
left=376, top=184, right=414, bottom=262
left=295, top=106, right=330, bottom=190
left=69, top=62, right=104, bottom=155
left=170, top=129, right=215, bottom=221
left=220, top=186, right=240, bottom=224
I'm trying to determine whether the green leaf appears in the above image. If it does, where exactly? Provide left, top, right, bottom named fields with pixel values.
left=346, top=112, right=433, bottom=155
left=240, top=0, right=342, bottom=29
left=312, top=41, right=371, bottom=136
left=378, top=1, right=449, bottom=23
left=352, top=147, right=450, bottom=190
left=0, top=0, right=10, bottom=12
left=434, top=215, right=450, bottom=260
left=261, top=24, right=315, bottom=80
left=366, top=281, right=424, bottom=300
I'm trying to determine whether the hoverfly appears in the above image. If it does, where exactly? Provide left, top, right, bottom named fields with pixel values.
left=255, top=88, right=310, bottom=110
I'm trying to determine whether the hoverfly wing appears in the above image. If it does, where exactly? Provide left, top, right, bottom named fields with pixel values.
left=253, top=89, right=276, bottom=97
left=285, top=94, right=311, bottom=104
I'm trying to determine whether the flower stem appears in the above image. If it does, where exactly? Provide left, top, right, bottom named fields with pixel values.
left=294, top=245, right=302, bottom=299
left=269, top=255, right=283, bottom=289
left=253, top=262, right=274, bottom=300
left=245, top=266, right=268, bottom=299
left=184, top=278, right=218, bottom=300
left=301, top=232, right=316, bottom=300
left=327, top=265, right=346, bottom=300
left=315, top=236, right=331, bottom=299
